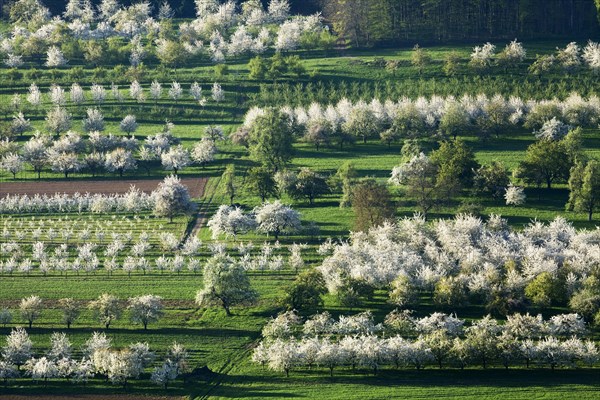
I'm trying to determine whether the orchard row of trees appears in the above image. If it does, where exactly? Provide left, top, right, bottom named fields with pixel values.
left=253, top=310, right=599, bottom=376
left=242, top=93, right=600, bottom=150
left=260, top=310, right=589, bottom=340
left=0, top=187, right=153, bottom=214
left=406, top=40, right=600, bottom=76
left=2, top=294, right=164, bottom=330
left=8, top=81, right=226, bottom=115
left=0, top=235, right=304, bottom=277
left=253, top=331, right=598, bottom=376
left=0, top=175, right=195, bottom=220
left=1, top=119, right=220, bottom=179
left=1, top=0, right=332, bottom=68
left=0, top=328, right=189, bottom=388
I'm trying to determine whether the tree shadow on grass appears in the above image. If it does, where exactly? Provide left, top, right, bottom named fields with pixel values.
left=209, top=368, right=600, bottom=399
left=0, top=326, right=259, bottom=340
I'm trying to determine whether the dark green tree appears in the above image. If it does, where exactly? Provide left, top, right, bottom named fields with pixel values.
left=291, top=168, right=330, bottom=205
left=330, top=161, right=358, bottom=208
left=517, top=139, right=572, bottom=189
left=525, top=272, right=564, bottom=309
left=246, top=167, right=278, bottom=202
left=474, top=161, right=510, bottom=199
left=222, top=165, right=236, bottom=205
left=281, top=270, right=327, bottom=312
left=411, top=44, right=431, bottom=74
left=248, top=56, right=268, bottom=79
left=431, top=140, right=480, bottom=197
left=337, top=277, right=375, bottom=309
left=567, top=160, right=600, bottom=221
left=248, top=109, right=295, bottom=172
left=195, top=254, right=258, bottom=316
left=352, top=178, right=395, bottom=231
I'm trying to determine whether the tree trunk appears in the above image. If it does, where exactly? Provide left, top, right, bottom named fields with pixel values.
left=223, top=302, right=231, bottom=316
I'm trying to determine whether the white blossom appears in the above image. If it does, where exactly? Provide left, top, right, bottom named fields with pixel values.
left=45, top=46, right=68, bottom=67
left=70, top=83, right=85, bottom=105
left=582, top=41, right=600, bottom=73
left=27, top=83, right=42, bottom=107
left=2, top=328, right=32, bottom=365
left=49, top=84, right=66, bottom=106
left=191, top=137, right=216, bottom=166
left=505, top=184, right=526, bottom=206
left=254, top=200, right=301, bottom=240
left=211, top=83, right=225, bottom=102
left=120, top=115, right=138, bottom=134
left=535, top=117, right=571, bottom=141
left=150, top=80, right=162, bottom=102
left=128, top=295, right=164, bottom=330
left=82, top=108, right=105, bottom=132
left=161, top=145, right=191, bottom=174
left=5, top=53, right=24, bottom=68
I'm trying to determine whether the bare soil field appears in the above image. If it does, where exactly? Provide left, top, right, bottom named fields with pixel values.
left=0, top=177, right=207, bottom=198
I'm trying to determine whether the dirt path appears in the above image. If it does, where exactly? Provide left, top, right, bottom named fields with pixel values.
left=0, top=177, right=207, bottom=198
left=190, top=175, right=222, bottom=238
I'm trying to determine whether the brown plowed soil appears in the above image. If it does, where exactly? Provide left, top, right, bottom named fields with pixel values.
left=0, top=177, right=207, bottom=198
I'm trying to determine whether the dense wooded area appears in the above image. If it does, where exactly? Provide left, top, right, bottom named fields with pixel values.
left=322, top=0, right=600, bottom=46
